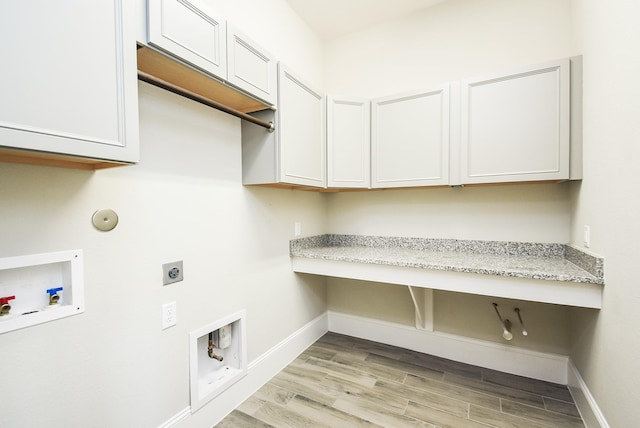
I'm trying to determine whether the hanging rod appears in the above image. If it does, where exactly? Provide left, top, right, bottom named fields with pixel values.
left=137, top=71, right=275, bottom=132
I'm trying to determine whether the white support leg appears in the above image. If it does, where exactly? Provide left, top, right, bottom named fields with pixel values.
left=407, top=286, right=434, bottom=331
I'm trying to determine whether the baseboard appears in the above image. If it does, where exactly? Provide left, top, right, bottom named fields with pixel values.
left=157, top=312, right=328, bottom=428
left=567, top=359, right=609, bottom=428
left=159, top=311, right=596, bottom=428
left=157, top=407, right=190, bottom=428
left=328, top=311, right=569, bottom=384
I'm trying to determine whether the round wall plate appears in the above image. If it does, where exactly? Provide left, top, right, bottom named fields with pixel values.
left=92, top=209, right=119, bottom=232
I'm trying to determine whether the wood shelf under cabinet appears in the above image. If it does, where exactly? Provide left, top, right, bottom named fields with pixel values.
left=137, top=45, right=271, bottom=114
left=244, top=179, right=566, bottom=193
left=0, top=147, right=128, bottom=170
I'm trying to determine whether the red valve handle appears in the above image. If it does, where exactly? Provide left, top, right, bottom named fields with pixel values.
left=0, top=296, right=16, bottom=305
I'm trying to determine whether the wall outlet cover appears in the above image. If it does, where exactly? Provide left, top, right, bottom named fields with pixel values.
left=162, top=301, right=177, bottom=330
left=162, top=261, right=184, bottom=285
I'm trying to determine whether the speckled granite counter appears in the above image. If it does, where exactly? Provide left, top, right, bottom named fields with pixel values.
left=291, top=235, right=604, bottom=284
left=290, top=235, right=604, bottom=308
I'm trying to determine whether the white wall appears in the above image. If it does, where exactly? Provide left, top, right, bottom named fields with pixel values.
left=205, top=0, right=324, bottom=88
left=324, top=0, right=576, bottom=354
left=0, top=1, right=326, bottom=427
left=568, top=0, right=640, bottom=425
left=325, top=0, right=572, bottom=98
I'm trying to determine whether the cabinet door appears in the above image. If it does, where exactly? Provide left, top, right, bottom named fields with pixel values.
left=227, top=24, right=277, bottom=107
left=278, top=66, right=326, bottom=187
left=459, top=59, right=570, bottom=184
left=147, top=0, right=227, bottom=80
left=327, top=97, right=371, bottom=188
left=371, top=87, right=450, bottom=188
left=0, top=0, right=139, bottom=164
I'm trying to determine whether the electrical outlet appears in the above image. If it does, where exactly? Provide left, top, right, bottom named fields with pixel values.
left=162, top=301, right=177, bottom=330
left=294, top=222, right=301, bottom=237
left=162, top=261, right=184, bottom=285
left=583, top=225, right=591, bottom=248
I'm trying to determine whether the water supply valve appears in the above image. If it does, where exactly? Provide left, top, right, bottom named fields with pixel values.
left=46, top=287, right=63, bottom=305
left=0, top=296, right=16, bottom=316
left=208, top=331, right=224, bottom=362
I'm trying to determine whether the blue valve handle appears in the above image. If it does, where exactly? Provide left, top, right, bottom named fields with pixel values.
left=46, top=287, right=63, bottom=295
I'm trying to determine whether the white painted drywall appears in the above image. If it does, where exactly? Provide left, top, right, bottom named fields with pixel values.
left=568, top=0, right=640, bottom=425
left=0, top=1, right=326, bottom=427
left=324, top=0, right=573, bottom=97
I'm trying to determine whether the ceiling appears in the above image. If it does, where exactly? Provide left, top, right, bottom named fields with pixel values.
left=285, top=0, right=449, bottom=41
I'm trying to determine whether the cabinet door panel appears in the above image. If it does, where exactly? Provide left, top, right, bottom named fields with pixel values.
left=278, top=67, right=325, bottom=187
left=460, top=59, right=569, bottom=183
left=0, top=0, right=139, bottom=163
left=148, top=0, right=226, bottom=80
left=372, top=87, right=449, bottom=188
left=327, top=97, right=370, bottom=188
left=227, top=24, right=277, bottom=106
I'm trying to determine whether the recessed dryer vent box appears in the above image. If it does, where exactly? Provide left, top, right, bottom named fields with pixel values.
left=0, top=250, right=84, bottom=335
left=189, top=310, right=247, bottom=413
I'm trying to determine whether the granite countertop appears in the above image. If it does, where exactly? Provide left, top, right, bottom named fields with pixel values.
left=290, top=235, right=604, bottom=285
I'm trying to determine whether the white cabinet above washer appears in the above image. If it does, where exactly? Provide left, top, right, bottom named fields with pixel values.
left=147, top=0, right=227, bottom=81
left=455, top=58, right=572, bottom=185
left=226, top=23, right=277, bottom=107
left=371, top=86, right=451, bottom=188
left=145, top=0, right=277, bottom=108
left=0, top=0, right=139, bottom=169
left=327, top=96, right=371, bottom=189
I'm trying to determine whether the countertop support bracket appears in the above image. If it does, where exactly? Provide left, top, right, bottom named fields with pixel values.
left=408, top=286, right=434, bottom=331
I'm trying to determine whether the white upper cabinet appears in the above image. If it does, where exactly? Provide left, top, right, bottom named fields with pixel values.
left=146, top=0, right=277, bottom=107
left=0, top=0, right=139, bottom=167
left=241, top=65, right=325, bottom=188
left=147, top=0, right=227, bottom=80
left=371, top=86, right=450, bottom=188
left=457, top=59, right=570, bottom=184
left=327, top=97, right=371, bottom=188
left=226, top=24, right=277, bottom=106
left=278, top=66, right=326, bottom=187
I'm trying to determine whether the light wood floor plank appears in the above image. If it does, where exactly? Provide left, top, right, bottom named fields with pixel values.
left=501, top=399, right=585, bottom=428
left=400, top=352, right=484, bottom=380
left=215, top=333, right=585, bottom=428
left=469, top=404, right=553, bottom=428
left=543, top=397, right=582, bottom=418
left=282, top=359, right=330, bottom=383
left=216, top=410, right=275, bottom=428
left=252, top=401, right=332, bottom=428
left=443, top=371, right=546, bottom=409
left=235, top=395, right=265, bottom=416
left=365, top=352, right=445, bottom=382
left=268, top=375, right=337, bottom=407
left=253, top=382, right=297, bottom=407
left=483, top=368, right=574, bottom=402
left=404, top=373, right=502, bottom=411
left=297, top=345, right=338, bottom=362
left=374, top=378, right=476, bottom=418
left=287, top=394, right=383, bottom=427
left=405, top=401, right=489, bottom=428
left=317, top=332, right=361, bottom=348
left=333, top=395, right=435, bottom=427
left=331, top=351, right=408, bottom=383
left=321, top=375, right=409, bottom=414
left=303, top=356, right=379, bottom=388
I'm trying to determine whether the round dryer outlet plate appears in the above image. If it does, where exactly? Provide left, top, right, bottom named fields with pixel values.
left=92, top=208, right=119, bottom=232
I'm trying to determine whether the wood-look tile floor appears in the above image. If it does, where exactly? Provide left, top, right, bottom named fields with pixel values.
left=216, top=333, right=584, bottom=428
